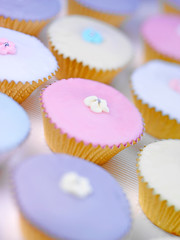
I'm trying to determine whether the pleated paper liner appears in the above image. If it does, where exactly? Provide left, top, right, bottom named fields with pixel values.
left=132, top=92, right=180, bottom=139
left=137, top=151, right=180, bottom=236
left=49, top=41, right=121, bottom=85
left=163, top=2, right=180, bottom=15
left=0, top=73, right=55, bottom=104
left=20, top=214, right=54, bottom=240
left=143, top=40, right=180, bottom=64
left=0, top=16, right=50, bottom=36
left=40, top=89, right=143, bottom=165
left=67, top=0, right=125, bottom=27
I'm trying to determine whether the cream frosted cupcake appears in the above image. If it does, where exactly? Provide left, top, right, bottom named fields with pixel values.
left=67, top=0, right=140, bottom=27
left=48, top=15, right=133, bottom=84
left=141, top=14, right=180, bottom=64
left=131, top=60, right=180, bottom=139
left=0, top=27, right=58, bottom=103
left=0, top=0, right=60, bottom=36
left=163, top=0, right=180, bottom=15
left=137, top=140, right=180, bottom=236
left=40, top=78, right=144, bottom=165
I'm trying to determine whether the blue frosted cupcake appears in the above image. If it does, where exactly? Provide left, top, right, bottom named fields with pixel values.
left=68, top=0, right=140, bottom=26
left=0, top=93, right=30, bottom=162
left=13, top=154, right=131, bottom=240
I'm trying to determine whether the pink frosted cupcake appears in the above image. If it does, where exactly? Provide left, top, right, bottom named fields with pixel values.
left=141, top=14, right=180, bottom=64
left=40, top=78, right=144, bottom=165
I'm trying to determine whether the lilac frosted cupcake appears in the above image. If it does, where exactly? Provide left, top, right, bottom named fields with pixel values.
left=13, top=154, right=131, bottom=240
left=68, top=0, right=140, bottom=26
left=0, top=0, right=61, bottom=36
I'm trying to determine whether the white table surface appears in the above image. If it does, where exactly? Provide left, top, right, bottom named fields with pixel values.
left=0, top=0, right=179, bottom=239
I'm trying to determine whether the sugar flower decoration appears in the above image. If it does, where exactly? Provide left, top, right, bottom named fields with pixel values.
left=169, top=79, right=180, bottom=93
left=82, top=28, right=103, bottom=44
left=60, top=172, right=93, bottom=198
left=84, top=96, right=109, bottom=113
left=0, top=38, right=16, bottom=55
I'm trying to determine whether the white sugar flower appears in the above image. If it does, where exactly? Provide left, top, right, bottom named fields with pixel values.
left=60, top=172, right=93, bottom=198
left=84, top=96, right=109, bottom=113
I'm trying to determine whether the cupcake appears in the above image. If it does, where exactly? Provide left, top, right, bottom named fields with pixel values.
left=48, top=15, right=133, bottom=84
left=0, top=0, right=60, bottom=36
left=131, top=60, right=180, bottom=139
left=137, top=140, right=180, bottom=236
left=67, top=0, right=140, bottom=26
left=0, top=92, right=30, bottom=162
left=40, top=78, right=144, bottom=165
left=163, top=0, right=180, bottom=15
left=0, top=27, right=58, bottom=103
left=13, top=154, right=131, bottom=240
left=141, top=14, right=180, bottom=64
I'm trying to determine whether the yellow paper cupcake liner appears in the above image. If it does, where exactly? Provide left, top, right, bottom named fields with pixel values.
left=163, top=2, right=180, bottom=15
left=137, top=152, right=180, bottom=236
left=49, top=42, right=121, bottom=85
left=67, top=0, right=125, bottom=27
left=0, top=16, right=50, bottom=36
left=143, top=40, right=180, bottom=64
left=0, top=73, right=55, bottom=104
left=132, top=92, right=180, bottom=139
left=20, top=215, right=54, bottom=240
left=40, top=88, right=143, bottom=165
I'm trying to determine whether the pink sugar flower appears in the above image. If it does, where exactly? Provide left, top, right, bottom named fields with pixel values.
left=169, top=79, right=180, bottom=93
left=0, top=38, right=16, bottom=55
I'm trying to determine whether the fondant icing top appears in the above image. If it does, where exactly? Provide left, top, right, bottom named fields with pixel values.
left=48, top=15, right=133, bottom=71
left=138, top=140, right=180, bottom=211
left=41, top=78, right=143, bottom=147
left=141, top=14, right=180, bottom=60
left=75, top=0, right=140, bottom=14
left=14, top=154, right=131, bottom=240
left=0, top=27, right=58, bottom=83
left=0, top=93, right=30, bottom=155
left=0, top=0, right=60, bottom=21
left=131, top=60, right=180, bottom=123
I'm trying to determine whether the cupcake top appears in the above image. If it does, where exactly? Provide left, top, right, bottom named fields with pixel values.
left=41, top=78, right=143, bottom=147
left=0, top=27, right=58, bottom=83
left=48, top=15, right=133, bottom=71
left=0, top=93, right=30, bottom=155
left=131, top=60, right=180, bottom=123
left=164, top=0, right=180, bottom=8
left=73, top=0, right=140, bottom=14
left=13, top=154, right=131, bottom=240
left=141, top=14, right=180, bottom=60
left=0, top=0, right=60, bottom=21
left=138, top=140, right=180, bottom=211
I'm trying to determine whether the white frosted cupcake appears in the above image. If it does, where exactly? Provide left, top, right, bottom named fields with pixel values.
left=48, top=15, right=133, bottom=84
left=137, top=140, right=180, bottom=236
left=0, top=27, right=58, bottom=103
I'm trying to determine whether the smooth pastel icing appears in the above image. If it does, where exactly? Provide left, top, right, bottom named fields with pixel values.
left=0, top=93, right=30, bottom=155
left=74, top=0, right=140, bottom=14
left=131, top=60, right=180, bottom=123
left=60, top=172, right=93, bottom=198
left=14, top=154, right=131, bottom=240
left=0, top=27, right=58, bottom=83
left=41, top=78, right=143, bottom=147
left=141, top=14, right=180, bottom=60
left=138, top=140, right=180, bottom=211
left=48, top=15, right=133, bottom=71
left=0, top=0, right=60, bottom=21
